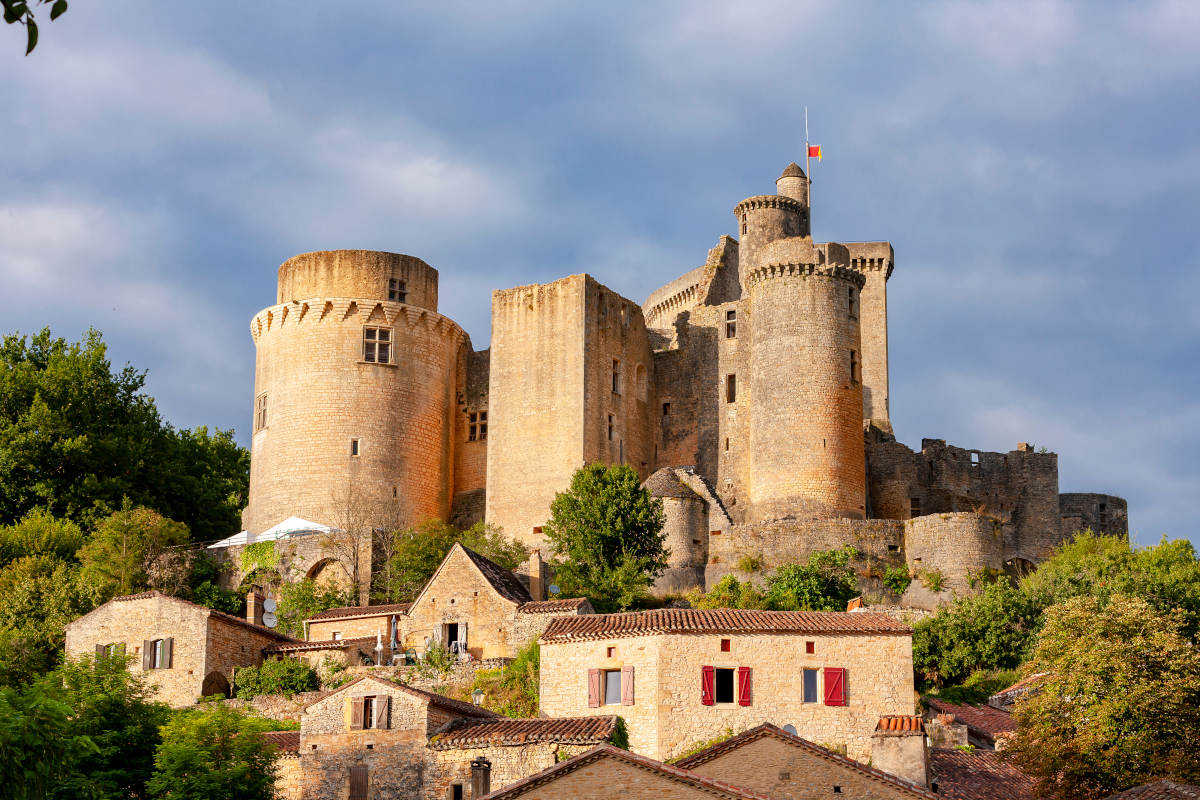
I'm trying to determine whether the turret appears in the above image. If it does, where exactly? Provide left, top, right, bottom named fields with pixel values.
left=776, top=162, right=811, bottom=220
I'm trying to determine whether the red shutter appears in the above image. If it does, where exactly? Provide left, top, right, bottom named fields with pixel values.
left=737, top=666, right=752, bottom=706
left=701, top=665, right=715, bottom=706
left=350, top=696, right=365, bottom=729
left=588, top=668, right=601, bottom=708
left=621, top=665, right=635, bottom=706
left=824, top=667, right=846, bottom=706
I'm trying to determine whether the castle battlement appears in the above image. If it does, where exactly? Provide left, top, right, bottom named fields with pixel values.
left=250, top=299, right=466, bottom=348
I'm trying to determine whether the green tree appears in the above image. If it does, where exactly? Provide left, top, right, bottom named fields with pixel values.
left=0, top=554, right=93, bottom=687
left=146, top=706, right=279, bottom=800
left=0, top=329, right=249, bottom=539
left=232, top=658, right=319, bottom=700
left=762, top=546, right=859, bottom=611
left=0, top=682, right=99, bottom=800
left=377, top=519, right=528, bottom=603
left=275, top=578, right=349, bottom=639
left=0, top=508, right=84, bottom=566
left=1006, top=595, right=1200, bottom=800
left=78, top=505, right=190, bottom=600
left=543, top=464, right=667, bottom=613
left=2, top=0, right=67, bottom=55
left=687, top=574, right=766, bottom=610
left=42, top=653, right=169, bottom=800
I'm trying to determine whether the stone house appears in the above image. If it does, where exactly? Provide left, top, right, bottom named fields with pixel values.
left=277, top=674, right=617, bottom=800
left=538, top=608, right=915, bottom=762
left=63, top=590, right=294, bottom=706
left=479, top=723, right=934, bottom=800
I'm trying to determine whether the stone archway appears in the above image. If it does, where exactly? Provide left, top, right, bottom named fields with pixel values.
left=201, top=671, right=231, bottom=698
left=307, top=557, right=352, bottom=592
left=1005, top=557, right=1037, bottom=580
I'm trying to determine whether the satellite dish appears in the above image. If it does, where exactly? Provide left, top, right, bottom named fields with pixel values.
left=262, top=612, right=278, bottom=628
left=548, top=584, right=561, bottom=595
left=263, top=598, right=277, bottom=613
left=783, top=724, right=797, bottom=736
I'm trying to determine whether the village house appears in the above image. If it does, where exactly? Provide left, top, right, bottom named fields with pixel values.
left=63, top=590, right=294, bottom=706
left=538, top=608, right=915, bottom=762
left=271, top=674, right=619, bottom=800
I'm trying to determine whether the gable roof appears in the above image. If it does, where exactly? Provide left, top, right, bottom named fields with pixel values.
left=517, top=598, right=592, bottom=614
left=261, top=730, right=300, bottom=757
left=302, top=675, right=496, bottom=720
left=674, top=723, right=936, bottom=799
left=926, top=698, right=1015, bottom=743
left=458, top=545, right=533, bottom=604
left=987, top=672, right=1048, bottom=708
left=428, top=716, right=617, bottom=750
left=930, top=747, right=1037, bottom=800
left=66, top=590, right=296, bottom=643
left=307, top=603, right=412, bottom=622
left=1107, top=782, right=1200, bottom=800
left=541, top=608, right=911, bottom=642
left=479, top=743, right=771, bottom=800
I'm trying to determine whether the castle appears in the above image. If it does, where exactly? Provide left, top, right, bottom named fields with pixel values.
left=234, top=163, right=1126, bottom=603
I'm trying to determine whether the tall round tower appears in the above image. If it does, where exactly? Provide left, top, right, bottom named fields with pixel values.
left=241, top=250, right=466, bottom=535
left=737, top=170, right=866, bottom=522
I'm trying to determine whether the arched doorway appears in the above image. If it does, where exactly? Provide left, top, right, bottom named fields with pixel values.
left=306, top=557, right=352, bottom=592
left=201, top=671, right=231, bottom=698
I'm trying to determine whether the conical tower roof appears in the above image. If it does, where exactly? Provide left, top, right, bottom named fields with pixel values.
left=642, top=468, right=700, bottom=499
left=780, top=162, right=807, bottom=179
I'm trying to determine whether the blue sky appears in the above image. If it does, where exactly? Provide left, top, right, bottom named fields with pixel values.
left=2, top=2, right=1197, bottom=547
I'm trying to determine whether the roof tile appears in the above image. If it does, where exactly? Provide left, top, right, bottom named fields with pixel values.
left=429, top=716, right=617, bottom=750
left=930, top=747, right=1036, bottom=800
left=541, top=608, right=911, bottom=642
left=306, top=603, right=412, bottom=622
left=517, top=598, right=592, bottom=614
left=926, top=699, right=1015, bottom=742
left=459, top=546, right=533, bottom=605
left=1106, top=781, right=1200, bottom=800
left=261, top=730, right=300, bottom=756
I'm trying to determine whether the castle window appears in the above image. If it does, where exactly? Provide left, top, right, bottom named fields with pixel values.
left=849, top=350, right=858, bottom=384
left=607, top=415, right=614, bottom=441
left=848, top=287, right=857, bottom=319
left=725, top=309, right=737, bottom=339
left=741, top=215, right=747, bottom=235
left=662, top=402, right=670, bottom=416
left=612, top=359, right=621, bottom=394
left=726, top=374, right=737, bottom=403
left=468, top=411, right=488, bottom=442
left=910, top=497, right=921, bottom=518
left=636, top=363, right=647, bottom=400
left=363, top=327, right=391, bottom=363
left=971, top=452, right=980, bottom=466
left=255, top=393, right=268, bottom=432
left=450, top=786, right=464, bottom=800
left=350, top=439, right=360, bottom=456
left=388, top=278, right=407, bottom=303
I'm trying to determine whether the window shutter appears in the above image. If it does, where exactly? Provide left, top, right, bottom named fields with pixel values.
left=621, top=665, right=635, bottom=706
left=373, top=694, right=389, bottom=730
left=701, top=665, right=715, bottom=706
left=824, top=667, right=846, bottom=706
left=95, top=643, right=105, bottom=657
left=349, top=765, right=368, bottom=800
left=142, top=640, right=152, bottom=670
left=460, top=621, right=468, bottom=650
left=737, top=666, right=752, bottom=706
left=350, top=696, right=365, bottom=730
left=588, top=668, right=601, bottom=708
left=164, top=638, right=174, bottom=669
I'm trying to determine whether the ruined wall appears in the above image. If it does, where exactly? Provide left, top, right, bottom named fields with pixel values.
left=454, top=346, right=491, bottom=503
left=848, top=243, right=893, bottom=430
left=1059, top=493, right=1128, bottom=539
left=243, top=250, right=464, bottom=535
left=903, top=513, right=1005, bottom=595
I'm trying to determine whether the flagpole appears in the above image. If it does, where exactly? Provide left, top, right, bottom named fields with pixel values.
left=804, top=106, right=810, bottom=178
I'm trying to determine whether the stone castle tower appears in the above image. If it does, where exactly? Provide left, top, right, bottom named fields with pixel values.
left=237, top=164, right=1127, bottom=604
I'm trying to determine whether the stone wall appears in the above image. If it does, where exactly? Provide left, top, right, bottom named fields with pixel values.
left=308, top=612, right=394, bottom=643
left=431, top=743, right=595, bottom=800
left=653, top=492, right=709, bottom=595
left=273, top=754, right=302, bottom=800
left=848, top=243, right=894, bottom=431
left=903, top=513, right=1005, bottom=596
left=539, top=630, right=914, bottom=763
left=1059, top=493, right=1128, bottom=539
left=491, top=752, right=737, bottom=800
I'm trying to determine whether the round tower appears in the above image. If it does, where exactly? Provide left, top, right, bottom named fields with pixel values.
left=643, top=468, right=708, bottom=595
left=242, top=250, right=465, bottom=535
left=775, top=162, right=811, bottom=225
left=738, top=167, right=866, bottom=522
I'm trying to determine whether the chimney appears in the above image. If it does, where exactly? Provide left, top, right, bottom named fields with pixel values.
left=871, top=717, right=928, bottom=787
left=471, top=756, right=492, bottom=797
left=528, top=549, right=544, bottom=601
left=246, top=591, right=264, bottom=627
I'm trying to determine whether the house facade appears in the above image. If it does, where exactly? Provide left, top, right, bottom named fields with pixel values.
left=538, top=609, right=915, bottom=762
left=63, top=590, right=294, bottom=706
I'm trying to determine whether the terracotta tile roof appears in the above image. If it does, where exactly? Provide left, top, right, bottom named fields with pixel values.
left=930, top=747, right=1036, bottom=800
left=428, top=716, right=617, bottom=750
left=261, top=730, right=300, bottom=756
left=264, top=636, right=378, bottom=653
left=674, top=723, right=936, bottom=799
left=988, top=672, right=1048, bottom=708
left=876, top=715, right=925, bottom=735
left=478, top=743, right=772, bottom=800
left=1107, top=781, right=1200, bottom=800
left=459, top=546, right=533, bottom=605
left=926, top=699, right=1016, bottom=743
left=541, top=608, right=911, bottom=642
left=517, top=598, right=592, bottom=614
left=93, top=590, right=296, bottom=643
left=112, top=591, right=160, bottom=601
left=303, top=675, right=497, bottom=720
left=306, top=603, right=412, bottom=622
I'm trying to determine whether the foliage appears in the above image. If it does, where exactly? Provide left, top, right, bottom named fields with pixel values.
left=883, top=564, right=912, bottom=596
left=146, top=705, right=279, bottom=800
left=465, top=640, right=540, bottom=718
left=1005, top=595, right=1200, bottom=800
left=735, top=553, right=762, bottom=573
left=1, top=0, right=67, bottom=55
left=686, top=574, right=765, bottom=610
left=0, top=509, right=84, bottom=567
left=0, top=681, right=99, bottom=800
left=317, top=655, right=350, bottom=689
left=239, top=542, right=278, bottom=573
left=609, top=715, right=629, bottom=750
left=190, top=581, right=241, bottom=615
left=232, top=658, right=319, bottom=699
left=275, top=578, right=348, bottom=639
left=78, top=504, right=190, bottom=600
left=912, top=579, right=1040, bottom=688
left=378, top=519, right=528, bottom=603
left=417, top=641, right=458, bottom=679
left=543, top=464, right=667, bottom=612
left=0, top=553, right=94, bottom=687
left=925, top=669, right=1021, bottom=706
left=686, top=547, right=859, bottom=612
left=41, top=653, right=170, bottom=800
left=918, top=567, right=945, bottom=593
left=671, top=728, right=735, bottom=762
left=0, top=329, right=249, bottom=540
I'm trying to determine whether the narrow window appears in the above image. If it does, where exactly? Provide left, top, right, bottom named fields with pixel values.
left=607, top=647, right=616, bottom=658
left=725, top=309, right=737, bottom=339
left=805, top=641, right=815, bottom=654
left=803, top=668, right=818, bottom=703
left=662, top=402, right=671, bottom=416
left=849, top=350, right=858, bottom=383
left=848, top=287, right=857, bottom=318
left=910, top=497, right=921, bottom=518
left=741, top=215, right=747, bottom=235
left=834, top=787, right=843, bottom=794
left=362, top=696, right=376, bottom=729
left=714, top=668, right=735, bottom=704
left=350, top=439, right=360, bottom=456
left=607, top=415, right=614, bottom=441
left=726, top=374, right=736, bottom=403
left=603, top=669, right=622, bottom=705
left=255, top=393, right=268, bottom=432
left=724, top=437, right=730, bottom=452
left=388, top=278, right=407, bottom=303
left=720, top=639, right=731, bottom=652
left=363, top=327, right=392, bottom=363
left=468, top=412, right=478, bottom=441
left=612, top=359, right=621, bottom=394
left=970, top=452, right=980, bottom=466
left=332, top=632, right=342, bottom=640
left=478, top=410, right=487, bottom=441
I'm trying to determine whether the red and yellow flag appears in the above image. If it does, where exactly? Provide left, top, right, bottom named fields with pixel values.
left=808, top=144, right=822, bottom=161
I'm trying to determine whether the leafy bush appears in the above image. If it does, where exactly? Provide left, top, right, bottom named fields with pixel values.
left=672, top=728, right=735, bottom=762
left=417, top=641, right=458, bottom=680
left=927, top=669, right=1021, bottom=706
left=735, top=553, right=762, bottom=573
left=883, top=564, right=912, bottom=596
left=464, top=640, right=540, bottom=717
left=147, top=706, right=278, bottom=800
left=191, top=580, right=241, bottom=615
left=233, top=658, right=319, bottom=699
left=275, top=579, right=349, bottom=639
left=686, top=546, right=859, bottom=612
left=919, top=567, right=945, bottom=593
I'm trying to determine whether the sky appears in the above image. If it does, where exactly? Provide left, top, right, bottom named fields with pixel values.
left=2, top=1, right=1197, bottom=547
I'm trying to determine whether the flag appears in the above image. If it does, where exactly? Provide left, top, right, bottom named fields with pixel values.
left=808, top=144, right=822, bottom=161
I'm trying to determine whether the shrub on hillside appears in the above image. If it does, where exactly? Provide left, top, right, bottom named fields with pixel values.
left=233, top=658, right=319, bottom=699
